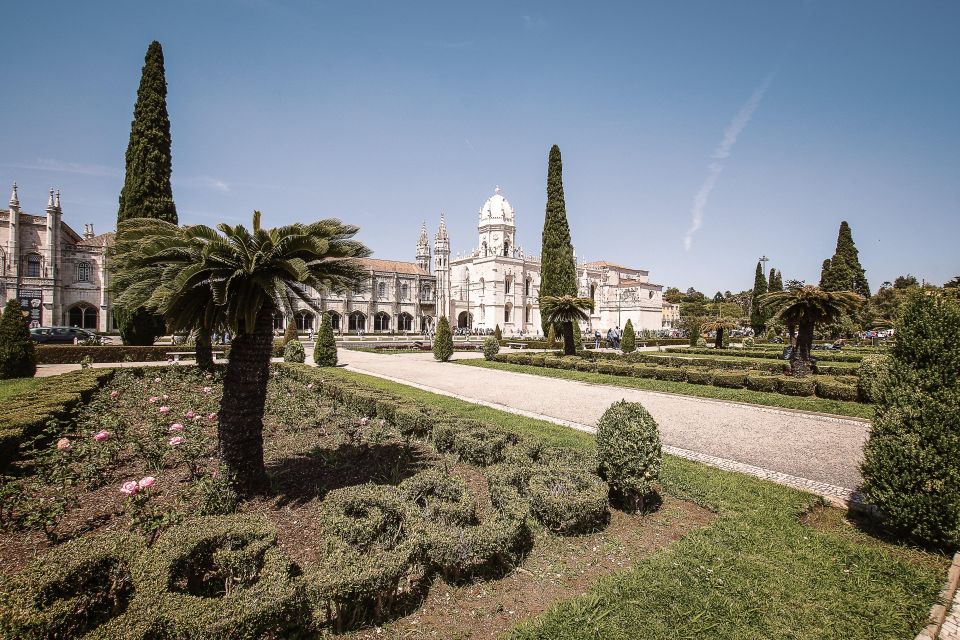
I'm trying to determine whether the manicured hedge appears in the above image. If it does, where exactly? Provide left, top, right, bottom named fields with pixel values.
left=670, top=347, right=864, bottom=363
left=34, top=345, right=227, bottom=364
left=0, top=368, right=114, bottom=469
left=777, top=378, right=817, bottom=397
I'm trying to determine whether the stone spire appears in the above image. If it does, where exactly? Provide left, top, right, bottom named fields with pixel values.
left=436, top=212, right=449, bottom=241
left=47, top=188, right=56, bottom=211
left=9, top=182, right=19, bottom=209
left=55, top=189, right=61, bottom=210
left=416, top=221, right=431, bottom=273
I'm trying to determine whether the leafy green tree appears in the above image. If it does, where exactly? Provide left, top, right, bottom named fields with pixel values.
left=433, top=316, right=453, bottom=362
left=712, top=291, right=724, bottom=303
left=494, top=324, right=502, bottom=341
left=538, top=145, right=577, bottom=335
left=115, top=41, right=178, bottom=346
left=572, top=319, right=584, bottom=352
left=683, top=315, right=706, bottom=347
left=820, top=221, right=870, bottom=298
left=893, top=274, right=919, bottom=290
left=542, top=296, right=594, bottom=356
left=111, top=212, right=369, bottom=495
left=314, top=312, right=337, bottom=367
left=861, top=290, right=960, bottom=548
left=621, top=319, right=636, bottom=353
left=761, top=286, right=862, bottom=376
left=945, top=276, right=960, bottom=289
left=749, top=261, right=768, bottom=335
left=663, top=287, right=683, bottom=304
left=0, top=299, right=37, bottom=379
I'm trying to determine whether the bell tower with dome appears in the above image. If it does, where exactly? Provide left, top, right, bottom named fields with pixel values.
left=477, top=186, right=515, bottom=259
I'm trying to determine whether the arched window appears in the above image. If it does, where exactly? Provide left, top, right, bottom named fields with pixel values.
left=374, top=312, right=391, bottom=332
left=590, top=283, right=596, bottom=300
left=525, top=278, right=531, bottom=296
left=77, top=261, right=91, bottom=282
left=479, top=304, right=486, bottom=321
left=504, top=303, right=512, bottom=323
left=378, top=282, right=387, bottom=298
left=68, top=305, right=98, bottom=329
left=397, top=313, right=413, bottom=332
left=482, top=241, right=488, bottom=257
left=479, top=278, right=485, bottom=294
left=400, top=283, right=409, bottom=300
left=27, top=254, right=41, bottom=278
left=525, top=305, right=531, bottom=324
left=504, top=278, right=511, bottom=294
left=503, top=240, right=510, bottom=256
left=295, top=311, right=314, bottom=331
left=457, top=311, right=473, bottom=329
left=327, top=311, right=341, bottom=332
left=348, top=311, right=366, bottom=332
left=420, top=284, right=431, bottom=300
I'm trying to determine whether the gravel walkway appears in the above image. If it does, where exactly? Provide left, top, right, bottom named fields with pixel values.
left=339, top=349, right=869, bottom=498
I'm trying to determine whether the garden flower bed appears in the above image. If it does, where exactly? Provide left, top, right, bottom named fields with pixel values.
left=0, top=365, right=708, bottom=638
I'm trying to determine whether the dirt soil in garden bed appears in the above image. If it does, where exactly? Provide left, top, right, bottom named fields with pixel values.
left=338, top=496, right=713, bottom=640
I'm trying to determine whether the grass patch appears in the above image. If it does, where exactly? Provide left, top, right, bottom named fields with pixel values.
left=331, top=368, right=947, bottom=640
left=458, top=359, right=874, bottom=420
left=0, top=377, right=42, bottom=404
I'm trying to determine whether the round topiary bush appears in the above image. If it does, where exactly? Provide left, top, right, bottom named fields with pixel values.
left=595, top=400, right=662, bottom=510
left=283, top=339, right=305, bottom=363
left=482, top=336, right=500, bottom=361
left=527, top=464, right=609, bottom=534
left=696, top=337, right=707, bottom=348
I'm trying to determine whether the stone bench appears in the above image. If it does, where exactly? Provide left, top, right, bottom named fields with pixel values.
left=167, top=351, right=225, bottom=362
left=506, top=342, right=528, bottom=349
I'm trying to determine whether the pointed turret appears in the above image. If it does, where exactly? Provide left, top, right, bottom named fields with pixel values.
left=47, top=188, right=56, bottom=211
left=55, top=189, right=61, bottom=210
left=434, top=213, right=451, bottom=323
left=416, top=221, right=431, bottom=273
left=9, top=182, right=19, bottom=209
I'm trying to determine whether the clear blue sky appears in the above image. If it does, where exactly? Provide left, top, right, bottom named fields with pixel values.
left=2, top=1, right=958, bottom=294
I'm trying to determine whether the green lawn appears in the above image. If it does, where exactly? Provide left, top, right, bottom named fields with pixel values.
left=0, top=377, right=42, bottom=404
left=322, top=368, right=946, bottom=640
left=458, top=359, right=875, bottom=420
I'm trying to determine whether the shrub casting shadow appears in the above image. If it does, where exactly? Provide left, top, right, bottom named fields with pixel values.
left=266, top=441, right=434, bottom=507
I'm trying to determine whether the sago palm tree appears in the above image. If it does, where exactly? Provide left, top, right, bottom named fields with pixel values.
left=111, top=212, right=370, bottom=495
left=541, top=295, right=595, bottom=356
left=760, top=285, right=862, bottom=376
left=702, top=318, right=736, bottom=349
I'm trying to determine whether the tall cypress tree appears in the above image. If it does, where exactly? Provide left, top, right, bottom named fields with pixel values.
left=539, top=145, right=577, bottom=335
left=114, top=41, right=176, bottom=345
left=118, top=41, right=177, bottom=223
left=749, top=261, right=768, bottom=335
left=820, top=221, right=869, bottom=298
left=771, top=269, right=783, bottom=292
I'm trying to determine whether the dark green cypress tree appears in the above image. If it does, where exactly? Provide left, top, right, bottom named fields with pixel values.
left=433, top=316, right=453, bottom=362
left=539, top=145, right=577, bottom=335
left=118, top=41, right=177, bottom=223
left=314, top=313, right=337, bottom=367
left=0, top=299, right=37, bottom=379
left=861, top=291, right=960, bottom=548
left=115, top=41, right=177, bottom=345
left=621, top=319, right=636, bottom=353
left=749, top=261, right=768, bottom=335
left=820, top=221, right=869, bottom=298
left=494, top=324, right=502, bottom=341
left=770, top=269, right=783, bottom=292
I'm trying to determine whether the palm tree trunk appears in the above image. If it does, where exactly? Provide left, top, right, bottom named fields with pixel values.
left=790, top=319, right=814, bottom=377
left=195, top=326, right=214, bottom=371
left=218, top=305, right=274, bottom=496
left=562, top=321, right=575, bottom=356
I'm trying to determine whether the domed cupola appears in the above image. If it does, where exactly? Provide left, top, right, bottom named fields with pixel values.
left=478, top=186, right=515, bottom=224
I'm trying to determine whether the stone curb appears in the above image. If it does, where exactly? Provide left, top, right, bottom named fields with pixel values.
left=916, top=552, right=960, bottom=640
left=343, top=364, right=864, bottom=506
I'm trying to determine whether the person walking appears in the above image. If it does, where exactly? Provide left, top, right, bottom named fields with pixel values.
left=594, top=330, right=601, bottom=349
left=614, top=325, right=622, bottom=350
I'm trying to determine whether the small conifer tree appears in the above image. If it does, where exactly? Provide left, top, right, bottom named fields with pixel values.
left=861, top=290, right=960, bottom=548
left=0, top=299, right=37, bottom=379
left=546, top=324, right=558, bottom=347
left=433, top=316, right=454, bottom=362
left=314, top=313, right=337, bottom=367
left=572, top=319, right=583, bottom=352
left=283, top=320, right=298, bottom=345
left=621, top=319, right=636, bottom=353
left=494, top=324, right=502, bottom=341
left=750, top=261, right=768, bottom=335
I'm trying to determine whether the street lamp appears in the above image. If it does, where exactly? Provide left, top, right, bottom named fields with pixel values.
left=759, top=255, right=770, bottom=277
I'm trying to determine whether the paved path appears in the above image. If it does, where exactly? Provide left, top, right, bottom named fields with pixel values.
left=339, top=349, right=870, bottom=502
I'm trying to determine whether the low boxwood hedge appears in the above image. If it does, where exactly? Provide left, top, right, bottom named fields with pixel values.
left=777, top=377, right=817, bottom=397
left=745, top=375, right=778, bottom=393
left=815, top=379, right=858, bottom=402
left=711, top=371, right=748, bottom=388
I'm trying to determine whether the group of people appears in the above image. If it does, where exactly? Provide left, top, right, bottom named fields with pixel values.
left=597, top=326, right=624, bottom=350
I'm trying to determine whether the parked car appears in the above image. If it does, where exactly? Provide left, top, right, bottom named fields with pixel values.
left=30, top=326, right=97, bottom=344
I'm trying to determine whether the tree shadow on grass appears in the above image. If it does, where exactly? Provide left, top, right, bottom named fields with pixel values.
left=266, top=441, right=436, bottom=507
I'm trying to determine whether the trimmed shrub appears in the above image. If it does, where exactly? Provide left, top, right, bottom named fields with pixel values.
left=34, top=345, right=231, bottom=365
left=653, top=366, right=686, bottom=382
left=621, top=319, right=636, bottom=354
left=711, top=371, right=747, bottom=388
left=596, top=401, right=662, bottom=510
left=596, top=360, right=633, bottom=376
left=0, top=299, right=37, bottom=379
left=861, top=291, right=960, bottom=548
left=433, top=316, right=453, bottom=362
left=574, top=359, right=597, bottom=372
left=482, top=336, right=500, bottom=361
left=0, top=532, right=140, bottom=639
left=815, top=379, right=858, bottom=402
left=494, top=325, right=502, bottom=341
left=696, top=337, right=707, bottom=348
left=282, top=321, right=298, bottom=346
left=743, top=336, right=755, bottom=347
left=527, top=464, right=609, bottom=534
left=777, top=377, right=816, bottom=396
left=856, top=354, right=889, bottom=403
left=745, top=374, right=778, bottom=393
left=554, top=357, right=579, bottom=371
left=630, top=364, right=658, bottom=379
left=684, top=369, right=713, bottom=385
left=314, top=313, right=338, bottom=367
left=283, top=339, right=305, bottom=363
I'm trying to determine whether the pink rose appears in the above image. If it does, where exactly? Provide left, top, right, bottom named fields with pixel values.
left=307, top=383, right=314, bottom=390
left=56, top=438, right=71, bottom=451
left=120, top=480, right=138, bottom=496
left=169, top=423, right=184, bottom=432
left=162, top=394, right=169, bottom=400
left=169, top=436, right=185, bottom=446
left=378, top=419, right=386, bottom=428
left=207, top=412, right=217, bottom=421
left=154, top=377, right=162, bottom=383
left=110, top=390, right=119, bottom=399
left=359, top=417, right=370, bottom=427
left=149, top=396, right=159, bottom=403
left=202, top=386, right=212, bottom=394
left=185, top=410, right=196, bottom=419
left=93, top=430, right=110, bottom=442
left=138, top=476, right=156, bottom=489
left=159, top=406, right=171, bottom=414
